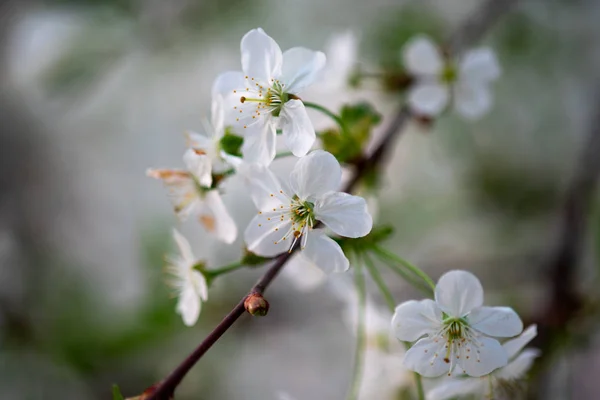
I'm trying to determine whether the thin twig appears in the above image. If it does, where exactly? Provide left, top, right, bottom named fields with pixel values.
left=146, top=1, right=517, bottom=397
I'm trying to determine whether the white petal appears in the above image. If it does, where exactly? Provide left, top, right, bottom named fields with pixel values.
left=459, top=336, right=507, bottom=377
left=392, top=299, right=443, bottom=342
left=454, top=81, right=492, bottom=120
left=282, top=253, right=327, bottom=292
left=186, top=130, right=213, bottom=151
left=244, top=213, right=291, bottom=257
left=289, top=150, right=341, bottom=200
left=147, top=168, right=199, bottom=220
left=435, top=270, right=484, bottom=317
left=172, top=229, right=195, bottom=265
left=427, top=378, right=485, bottom=400
left=177, top=282, right=200, bottom=326
left=502, top=324, right=537, bottom=359
left=183, top=148, right=212, bottom=187
left=403, top=337, right=449, bottom=377
left=315, top=192, right=372, bottom=238
left=212, top=70, right=245, bottom=98
left=459, top=47, right=501, bottom=83
left=242, top=163, right=290, bottom=211
left=242, top=121, right=277, bottom=166
left=200, top=190, right=238, bottom=244
left=468, top=306, right=523, bottom=338
left=210, top=94, right=225, bottom=137
left=323, top=31, right=358, bottom=89
left=402, top=35, right=443, bottom=76
left=280, top=47, right=326, bottom=93
left=190, top=270, right=208, bottom=302
left=280, top=100, right=316, bottom=157
left=240, top=28, right=282, bottom=85
left=407, top=82, right=449, bottom=116
left=212, top=71, right=253, bottom=125
left=495, top=348, right=540, bottom=380
left=301, top=231, right=349, bottom=273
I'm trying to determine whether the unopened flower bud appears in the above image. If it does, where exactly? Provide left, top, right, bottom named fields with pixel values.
left=244, top=293, right=269, bottom=316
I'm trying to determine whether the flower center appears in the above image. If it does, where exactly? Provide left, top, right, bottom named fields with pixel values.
left=233, top=78, right=293, bottom=128
left=440, top=64, right=458, bottom=84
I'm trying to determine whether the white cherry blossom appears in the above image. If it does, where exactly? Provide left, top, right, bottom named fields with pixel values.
left=147, top=149, right=237, bottom=243
left=243, top=150, right=372, bottom=272
left=165, top=229, right=208, bottom=326
left=428, top=325, right=540, bottom=400
left=402, top=35, right=501, bottom=119
left=214, top=28, right=326, bottom=165
left=392, top=270, right=523, bottom=378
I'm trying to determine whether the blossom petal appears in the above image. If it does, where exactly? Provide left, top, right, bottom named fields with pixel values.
left=200, top=190, right=237, bottom=244
left=402, top=35, right=443, bottom=76
left=241, top=28, right=282, bottom=85
left=177, top=282, right=201, bottom=326
left=468, top=306, right=523, bottom=338
left=435, top=270, right=483, bottom=317
left=403, top=337, right=449, bottom=377
left=454, top=82, right=492, bottom=120
left=315, top=192, right=372, bottom=238
left=242, top=121, right=277, bottom=166
left=183, top=148, right=212, bottom=187
left=459, top=47, right=501, bottom=83
left=242, top=163, right=290, bottom=211
left=392, top=299, right=442, bottom=342
left=211, top=94, right=225, bottom=137
left=280, top=99, right=316, bottom=157
left=407, top=82, right=449, bottom=116
left=212, top=70, right=245, bottom=98
left=323, top=31, right=358, bottom=89
left=172, top=229, right=195, bottom=265
left=503, top=324, right=537, bottom=360
left=427, top=378, right=485, bottom=400
left=289, top=150, right=341, bottom=200
left=495, top=348, right=540, bottom=380
left=460, top=336, right=507, bottom=377
left=302, top=231, right=349, bottom=273
left=186, top=130, right=213, bottom=152
left=244, top=213, right=291, bottom=257
left=280, top=47, right=326, bottom=93
left=282, top=254, right=327, bottom=292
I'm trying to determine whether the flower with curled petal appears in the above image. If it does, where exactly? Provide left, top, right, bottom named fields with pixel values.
left=402, top=35, right=501, bottom=119
left=243, top=150, right=372, bottom=273
left=214, top=28, right=326, bottom=165
left=392, top=270, right=523, bottom=378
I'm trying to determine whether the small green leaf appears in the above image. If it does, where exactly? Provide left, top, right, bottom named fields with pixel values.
left=219, top=127, right=244, bottom=157
left=112, top=384, right=125, bottom=400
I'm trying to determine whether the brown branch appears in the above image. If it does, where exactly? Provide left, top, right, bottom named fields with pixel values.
left=146, top=2, right=518, bottom=398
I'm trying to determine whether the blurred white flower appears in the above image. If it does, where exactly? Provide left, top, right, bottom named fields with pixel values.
left=322, top=31, right=359, bottom=90
left=214, top=28, right=326, bottom=165
left=428, top=325, right=540, bottom=400
left=392, top=270, right=523, bottom=378
left=147, top=149, right=237, bottom=243
left=402, top=35, right=501, bottom=119
left=165, top=229, right=208, bottom=326
left=244, top=150, right=372, bottom=273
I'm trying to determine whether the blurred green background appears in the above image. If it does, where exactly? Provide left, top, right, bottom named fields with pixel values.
left=1, top=0, right=599, bottom=398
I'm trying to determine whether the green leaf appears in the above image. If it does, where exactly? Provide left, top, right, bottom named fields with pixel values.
left=321, top=102, right=382, bottom=163
left=219, top=127, right=244, bottom=157
left=112, top=384, right=125, bottom=400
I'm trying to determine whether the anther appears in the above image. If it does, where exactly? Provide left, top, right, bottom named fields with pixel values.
left=240, top=96, right=246, bottom=103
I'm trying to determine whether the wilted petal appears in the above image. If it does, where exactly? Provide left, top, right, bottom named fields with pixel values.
left=280, top=99, right=316, bottom=157
left=201, top=190, right=238, bottom=244
left=403, top=337, right=450, bottom=377
left=468, top=306, right=523, bottom=338
left=302, top=231, right=349, bottom=273
left=244, top=213, right=291, bottom=257
left=435, top=270, right=484, bottom=317
left=241, top=28, right=282, bottom=85
left=183, top=148, right=212, bottom=187
left=392, top=299, right=442, bottom=342
left=454, top=81, right=492, bottom=120
left=402, top=35, right=443, bottom=76
left=407, top=82, right=449, bottom=116
left=459, top=47, right=501, bottom=83
left=315, top=192, right=372, bottom=238
left=242, top=121, right=277, bottom=166
left=459, top=336, right=507, bottom=377
left=280, top=47, right=326, bottom=93
left=289, top=150, right=341, bottom=200
left=502, top=324, right=537, bottom=359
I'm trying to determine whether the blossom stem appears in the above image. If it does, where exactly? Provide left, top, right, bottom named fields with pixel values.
left=362, top=252, right=395, bottom=310
left=347, top=254, right=367, bottom=400
left=302, top=101, right=350, bottom=137
left=373, top=245, right=435, bottom=293
left=204, top=261, right=245, bottom=278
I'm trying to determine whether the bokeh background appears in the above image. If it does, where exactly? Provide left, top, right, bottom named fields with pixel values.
left=1, top=0, right=600, bottom=398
